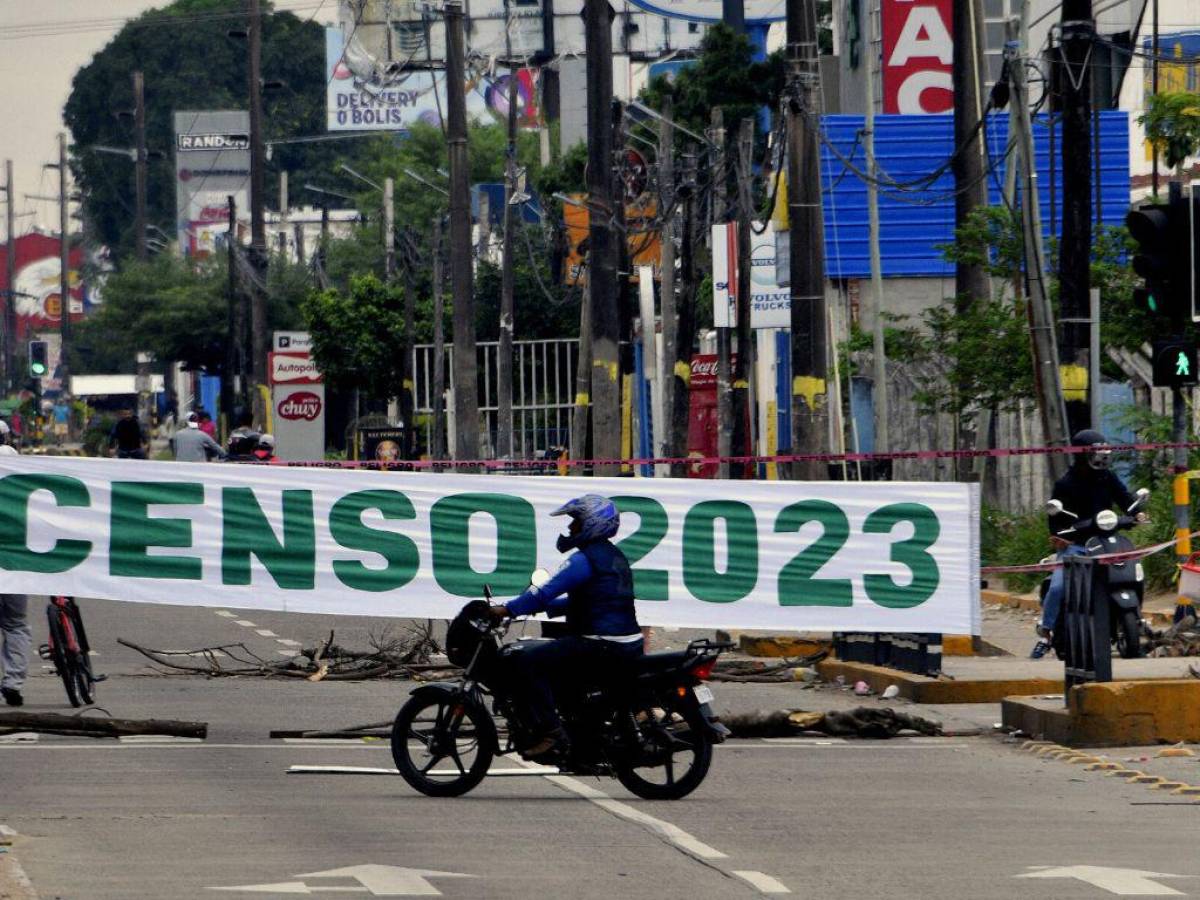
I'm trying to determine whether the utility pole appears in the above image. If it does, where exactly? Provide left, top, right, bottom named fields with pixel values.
left=1152, top=0, right=1160, bottom=197
left=1005, top=24, right=1070, bottom=478
left=711, top=108, right=731, bottom=479
left=401, top=229, right=416, bottom=459
left=278, top=170, right=289, bottom=256
left=951, top=0, right=990, bottom=309
left=224, top=196, right=239, bottom=422
left=3, top=159, right=14, bottom=391
left=668, top=152, right=698, bottom=477
left=584, top=0, right=620, bottom=475
left=1059, top=0, right=1095, bottom=433
left=863, top=9, right=888, bottom=455
left=446, top=1, right=479, bottom=463
left=497, top=1, right=519, bottom=460
left=247, top=0, right=268, bottom=410
left=133, top=71, right=148, bottom=262
left=431, top=215, right=446, bottom=464
left=58, top=132, right=70, bottom=397
left=383, top=177, right=395, bottom=281
left=786, top=0, right=828, bottom=479
left=658, top=97, right=676, bottom=463
left=571, top=281, right=593, bottom=469
left=731, top=117, right=755, bottom=477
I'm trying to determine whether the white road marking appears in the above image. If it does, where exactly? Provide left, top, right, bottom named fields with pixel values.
left=215, top=611, right=237, bottom=618
left=234, top=620, right=256, bottom=627
left=0, top=825, right=17, bottom=838
left=210, top=864, right=475, bottom=896
left=277, top=650, right=298, bottom=657
left=1016, top=865, right=1190, bottom=895
left=734, top=871, right=791, bottom=894
left=255, top=630, right=278, bottom=638
left=286, top=764, right=558, bottom=776
left=0, top=734, right=38, bottom=744
left=275, top=639, right=302, bottom=647
left=117, top=735, right=204, bottom=744
left=282, top=739, right=383, bottom=746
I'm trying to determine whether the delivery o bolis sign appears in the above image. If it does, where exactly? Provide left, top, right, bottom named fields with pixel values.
left=881, top=0, right=953, bottom=114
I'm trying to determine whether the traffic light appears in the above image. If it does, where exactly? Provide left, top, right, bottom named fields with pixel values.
left=1127, top=201, right=1185, bottom=321
left=28, top=340, right=48, bottom=378
left=1152, top=337, right=1198, bottom=387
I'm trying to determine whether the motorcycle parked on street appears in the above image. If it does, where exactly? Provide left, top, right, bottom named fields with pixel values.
left=1041, top=488, right=1150, bottom=660
left=390, top=576, right=731, bottom=800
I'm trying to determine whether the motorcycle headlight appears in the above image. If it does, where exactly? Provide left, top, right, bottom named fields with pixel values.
left=1096, top=510, right=1118, bottom=531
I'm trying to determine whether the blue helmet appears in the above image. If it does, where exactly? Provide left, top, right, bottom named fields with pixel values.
left=552, top=494, right=620, bottom=551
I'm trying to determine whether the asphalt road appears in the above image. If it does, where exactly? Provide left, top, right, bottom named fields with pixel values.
left=2, top=597, right=1199, bottom=899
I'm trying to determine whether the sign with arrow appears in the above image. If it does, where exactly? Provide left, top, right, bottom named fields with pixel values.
left=209, top=864, right=476, bottom=896
left=1016, top=865, right=1190, bottom=896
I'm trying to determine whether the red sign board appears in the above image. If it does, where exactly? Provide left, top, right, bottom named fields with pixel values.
left=277, top=390, right=323, bottom=422
left=269, top=351, right=322, bottom=385
left=881, top=0, right=954, bottom=114
left=0, top=234, right=90, bottom=338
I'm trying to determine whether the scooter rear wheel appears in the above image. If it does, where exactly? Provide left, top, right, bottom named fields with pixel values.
left=1117, top=609, right=1143, bottom=659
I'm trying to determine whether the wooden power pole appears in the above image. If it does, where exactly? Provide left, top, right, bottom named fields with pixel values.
left=431, top=215, right=446, bottom=463
left=951, top=0, right=990, bottom=308
left=58, top=132, right=70, bottom=395
left=4, top=159, right=14, bottom=391
left=668, top=152, right=698, bottom=477
left=786, top=0, right=828, bottom=479
left=731, top=116, right=755, bottom=476
left=584, top=0, right=620, bottom=475
left=658, top=97, right=676, bottom=463
left=445, top=1, right=479, bottom=463
left=247, top=0, right=268, bottom=409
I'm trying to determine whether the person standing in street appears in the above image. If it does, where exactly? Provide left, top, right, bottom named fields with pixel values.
left=170, top=412, right=226, bottom=462
left=0, top=445, right=29, bottom=706
left=109, top=407, right=147, bottom=459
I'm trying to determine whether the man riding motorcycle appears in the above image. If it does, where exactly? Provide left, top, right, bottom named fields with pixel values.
left=1031, top=429, right=1145, bottom=658
left=488, top=494, right=643, bottom=761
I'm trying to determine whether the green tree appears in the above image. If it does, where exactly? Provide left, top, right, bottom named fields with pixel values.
left=301, top=274, right=409, bottom=401
left=1140, top=91, right=1200, bottom=170
left=64, top=0, right=384, bottom=260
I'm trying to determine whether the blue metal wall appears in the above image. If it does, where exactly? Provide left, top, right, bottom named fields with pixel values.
left=820, top=111, right=1131, bottom=279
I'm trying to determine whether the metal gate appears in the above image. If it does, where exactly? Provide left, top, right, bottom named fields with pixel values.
left=411, top=338, right=579, bottom=460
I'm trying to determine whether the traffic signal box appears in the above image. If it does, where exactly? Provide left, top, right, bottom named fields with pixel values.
left=28, top=340, right=48, bottom=378
left=1127, top=194, right=1200, bottom=387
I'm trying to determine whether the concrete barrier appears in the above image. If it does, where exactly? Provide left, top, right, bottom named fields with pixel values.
left=1002, top=679, right=1200, bottom=746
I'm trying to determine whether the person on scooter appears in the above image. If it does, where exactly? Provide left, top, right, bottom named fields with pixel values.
left=1031, top=429, right=1145, bottom=658
left=488, top=494, right=643, bottom=761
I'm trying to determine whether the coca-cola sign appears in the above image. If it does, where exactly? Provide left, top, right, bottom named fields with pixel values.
left=689, top=354, right=739, bottom=391
left=277, top=391, right=323, bottom=421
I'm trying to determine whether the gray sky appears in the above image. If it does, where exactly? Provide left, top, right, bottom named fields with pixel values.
left=0, top=0, right=335, bottom=241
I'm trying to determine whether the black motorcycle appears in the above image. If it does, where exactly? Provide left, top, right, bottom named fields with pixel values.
left=1042, top=488, right=1150, bottom=660
left=390, top=585, right=731, bottom=800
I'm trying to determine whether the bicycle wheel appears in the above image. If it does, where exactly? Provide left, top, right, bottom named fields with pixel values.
left=391, top=693, right=494, bottom=797
left=45, top=606, right=81, bottom=707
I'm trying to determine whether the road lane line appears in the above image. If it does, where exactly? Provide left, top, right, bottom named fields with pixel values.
left=234, top=620, right=256, bottom=627
left=276, top=639, right=302, bottom=647
left=214, top=611, right=237, bottom=618
left=0, top=824, right=38, bottom=900
left=255, top=630, right=278, bottom=637
left=734, top=871, right=791, bottom=894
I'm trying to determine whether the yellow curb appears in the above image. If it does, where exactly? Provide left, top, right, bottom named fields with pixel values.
left=1021, top=740, right=1055, bottom=752
left=741, top=635, right=830, bottom=658
left=1156, top=747, right=1196, bottom=758
left=1034, top=745, right=1069, bottom=757
left=982, top=589, right=1041, bottom=612
left=1066, top=755, right=1102, bottom=764
left=1153, top=781, right=1190, bottom=790
left=1171, top=785, right=1200, bottom=796
left=1109, top=770, right=1147, bottom=779
left=1131, top=775, right=1167, bottom=785
left=1086, top=762, right=1124, bottom=771
left=1003, top=680, right=1200, bottom=747
left=818, top=660, right=1065, bottom=704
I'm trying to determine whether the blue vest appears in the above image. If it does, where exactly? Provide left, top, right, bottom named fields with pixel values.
left=565, top=540, right=640, bottom=637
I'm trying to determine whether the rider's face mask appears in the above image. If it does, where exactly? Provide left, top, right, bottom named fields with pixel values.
left=556, top=517, right=583, bottom=553
left=1087, top=447, right=1112, bottom=471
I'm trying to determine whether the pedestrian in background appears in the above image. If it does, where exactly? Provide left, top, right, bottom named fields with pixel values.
left=170, top=412, right=225, bottom=462
left=0, top=445, right=29, bottom=707
left=109, top=407, right=147, bottom=459
left=197, top=409, right=217, bottom=439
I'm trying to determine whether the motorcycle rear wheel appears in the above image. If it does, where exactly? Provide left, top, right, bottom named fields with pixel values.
left=615, top=701, right=712, bottom=800
left=391, top=694, right=494, bottom=797
left=1117, top=609, right=1143, bottom=659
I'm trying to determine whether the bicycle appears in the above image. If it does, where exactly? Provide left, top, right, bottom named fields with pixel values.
left=38, top=596, right=104, bottom=707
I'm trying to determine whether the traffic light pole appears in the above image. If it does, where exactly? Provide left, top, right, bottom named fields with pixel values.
left=1173, top=387, right=1191, bottom=620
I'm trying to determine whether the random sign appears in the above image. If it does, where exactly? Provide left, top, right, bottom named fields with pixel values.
left=711, top=222, right=791, bottom=329
left=0, top=234, right=93, bottom=338
left=0, top=458, right=981, bottom=635
left=176, top=133, right=250, bottom=152
left=276, top=391, right=323, bottom=422
left=174, top=111, right=250, bottom=257
left=880, top=0, right=954, bottom=114
left=269, top=352, right=322, bottom=386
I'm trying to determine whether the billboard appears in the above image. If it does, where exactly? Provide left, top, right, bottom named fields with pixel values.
left=326, top=26, right=540, bottom=132
left=174, top=111, right=251, bottom=257
left=0, top=233, right=94, bottom=339
left=881, top=0, right=953, bottom=114
left=711, top=222, right=790, bottom=329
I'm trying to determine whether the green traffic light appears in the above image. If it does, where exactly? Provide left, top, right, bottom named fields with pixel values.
left=30, top=364, right=45, bottom=376
left=1177, top=352, right=1192, bottom=377
left=1148, top=293, right=1158, bottom=312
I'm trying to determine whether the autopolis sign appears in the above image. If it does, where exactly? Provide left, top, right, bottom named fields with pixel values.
left=177, top=133, right=250, bottom=152
left=0, top=458, right=980, bottom=634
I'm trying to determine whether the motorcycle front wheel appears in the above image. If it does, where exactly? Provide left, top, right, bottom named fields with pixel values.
left=391, top=693, right=494, bottom=797
left=615, top=699, right=712, bottom=800
left=1117, top=609, right=1143, bottom=659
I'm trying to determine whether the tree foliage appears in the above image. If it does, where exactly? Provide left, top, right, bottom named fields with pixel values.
left=64, top=0, right=383, bottom=260
left=1140, top=91, right=1200, bottom=170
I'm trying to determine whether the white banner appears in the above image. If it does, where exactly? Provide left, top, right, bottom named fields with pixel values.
left=0, top=459, right=980, bottom=634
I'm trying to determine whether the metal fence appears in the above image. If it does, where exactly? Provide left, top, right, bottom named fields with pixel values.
left=411, top=338, right=579, bottom=460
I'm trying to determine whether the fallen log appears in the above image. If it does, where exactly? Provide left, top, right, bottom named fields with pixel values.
left=0, top=712, right=207, bottom=739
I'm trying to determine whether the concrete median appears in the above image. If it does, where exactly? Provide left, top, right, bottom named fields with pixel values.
left=1002, top=679, right=1200, bottom=746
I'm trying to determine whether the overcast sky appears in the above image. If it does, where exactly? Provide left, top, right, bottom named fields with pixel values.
left=0, top=0, right=335, bottom=241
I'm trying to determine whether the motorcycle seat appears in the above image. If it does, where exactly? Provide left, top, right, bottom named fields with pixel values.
left=632, top=650, right=691, bottom=675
